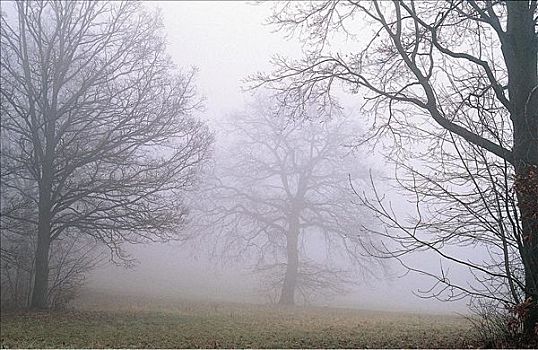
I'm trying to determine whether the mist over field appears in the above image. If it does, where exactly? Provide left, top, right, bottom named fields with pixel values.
left=74, top=1, right=468, bottom=316
left=84, top=242, right=468, bottom=314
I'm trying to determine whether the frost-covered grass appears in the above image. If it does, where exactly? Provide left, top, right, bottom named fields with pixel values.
left=1, top=291, right=478, bottom=348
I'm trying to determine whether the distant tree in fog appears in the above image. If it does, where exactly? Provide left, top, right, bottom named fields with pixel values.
left=0, top=1, right=212, bottom=309
left=192, top=97, right=382, bottom=306
left=253, top=0, right=537, bottom=339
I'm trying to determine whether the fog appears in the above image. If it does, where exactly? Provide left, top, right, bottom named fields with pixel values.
left=3, top=2, right=535, bottom=347
left=78, top=1, right=470, bottom=315
left=87, top=243, right=471, bottom=314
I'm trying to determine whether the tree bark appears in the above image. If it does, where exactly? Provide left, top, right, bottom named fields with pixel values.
left=515, top=166, right=538, bottom=338
left=30, top=214, right=51, bottom=309
left=505, top=1, right=538, bottom=337
left=30, top=140, right=54, bottom=309
left=279, top=218, right=300, bottom=306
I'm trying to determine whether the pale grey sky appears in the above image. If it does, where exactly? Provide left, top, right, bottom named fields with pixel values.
left=154, top=1, right=303, bottom=122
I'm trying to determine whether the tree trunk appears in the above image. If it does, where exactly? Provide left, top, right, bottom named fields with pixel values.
left=30, top=219, right=51, bottom=309
left=30, top=156, right=54, bottom=309
left=515, top=166, right=538, bottom=338
left=279, top=219, right=299, bottom=306
left=505, top=1, right=538, bottom=338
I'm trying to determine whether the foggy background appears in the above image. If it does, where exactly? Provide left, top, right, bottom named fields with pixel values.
left=84, top=1, right=470, bottom=315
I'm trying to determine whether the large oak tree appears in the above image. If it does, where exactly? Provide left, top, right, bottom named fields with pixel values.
left=0, top=1, right=212, bottom=308
left=192, top=97, right=381, bottom=305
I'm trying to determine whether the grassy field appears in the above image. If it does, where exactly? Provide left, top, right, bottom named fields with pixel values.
left=1, top=290, right=479, bottom=348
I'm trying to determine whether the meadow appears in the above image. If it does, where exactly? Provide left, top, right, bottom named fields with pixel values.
left=0, top=289, right=481, bottom=349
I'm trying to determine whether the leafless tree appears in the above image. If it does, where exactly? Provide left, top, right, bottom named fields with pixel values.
left=190, top=96, right=382, bottom=306
left=354, top=124, right=530, bottom=340
left=0, top=1, right=213, bottom=309
left=253, top=0, right=537, bottom=337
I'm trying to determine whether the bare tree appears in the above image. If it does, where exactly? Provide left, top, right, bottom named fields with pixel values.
left=354, top=125, right=529, bottom=341
left=191, top=96, right=382, bottom=306
left=0, top=1, right=212, bottom=309
left=253, top=0, right=537, bottom=337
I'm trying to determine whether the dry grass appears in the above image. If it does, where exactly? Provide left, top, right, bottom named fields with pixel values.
left=1, top=289, right=479, bottom=348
